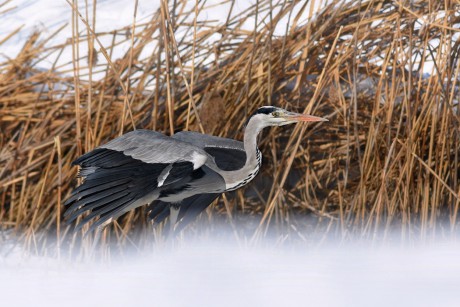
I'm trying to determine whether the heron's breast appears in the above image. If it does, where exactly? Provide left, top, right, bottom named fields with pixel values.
left=225, top=149, right=262, bottom=191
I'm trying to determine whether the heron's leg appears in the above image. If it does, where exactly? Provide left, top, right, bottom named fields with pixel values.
left=89, top=227, right=103, bottom=256
left=169, top=204, right=180, bottom=236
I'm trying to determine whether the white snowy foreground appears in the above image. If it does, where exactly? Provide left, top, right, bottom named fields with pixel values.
left=1, top=239, right=460, bottom=307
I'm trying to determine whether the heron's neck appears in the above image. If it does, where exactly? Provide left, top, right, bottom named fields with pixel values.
left=243, top=117, right=265, bottom=168
left=215, top=117, right=266, bottom=191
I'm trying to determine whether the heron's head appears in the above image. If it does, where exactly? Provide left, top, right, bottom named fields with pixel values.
left=248, top=106, right=328, bottom=128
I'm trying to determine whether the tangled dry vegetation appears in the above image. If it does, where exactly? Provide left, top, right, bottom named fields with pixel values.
left=1, top=0, right=460, bottom=253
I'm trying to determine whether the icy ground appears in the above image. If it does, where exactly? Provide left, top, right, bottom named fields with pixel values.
left=1, top=238, right=460, bottom=307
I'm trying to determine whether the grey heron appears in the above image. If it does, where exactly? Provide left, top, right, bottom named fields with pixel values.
left=64, top=106, right=327, bottom=234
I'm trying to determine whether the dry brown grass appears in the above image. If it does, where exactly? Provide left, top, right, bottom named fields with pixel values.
left=1, top=0, right=460, bottom=255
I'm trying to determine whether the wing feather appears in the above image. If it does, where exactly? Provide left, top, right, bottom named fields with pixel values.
left=175, top=193, right=220, bottom=232
left=65, top=189, right=129, bottom=222
left=100, top=130, right=209, bottom=169
left=66, top=129, right=238, bottom=234
left=203, top=147, right=246, bottom=171
left=65, top=144, right=198, bottom=232
left=173, top=131, right=246, bottom=171
left=147, top=193, right=220, bottom=232
left=64, top=178, right=131, bottom=205
left=148, top=202, right=170, bottom=224
left=172, top=131, right=244, bottom=151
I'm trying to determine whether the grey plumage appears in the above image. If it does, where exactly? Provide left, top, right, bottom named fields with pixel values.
left=101, top=130, right=209, bottom=168
left=65, top=106, right=327, bottom=234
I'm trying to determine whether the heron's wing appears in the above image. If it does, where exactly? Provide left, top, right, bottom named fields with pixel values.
left=99, top=130, right=208, bottom=168
left=148, top=193, right=220, bottom=232
left=64, top=130, right=209, bottom=232
left=175, top=193, right=220, bottom=232
left=147, top=201, right=170, bottom=224
left=173, top=131, right=244, bottom=150
left=202, top=147, right=246, bottom=171
left=173, top=131, right=246, bottom=171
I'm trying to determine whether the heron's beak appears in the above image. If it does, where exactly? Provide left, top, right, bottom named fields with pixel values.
left=283, top=112, right=328, bottom=122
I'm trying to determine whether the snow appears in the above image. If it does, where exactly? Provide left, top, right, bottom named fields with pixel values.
left=0, top=0, right=322, bottom=73
left=1, top=238, right=460, bottom=307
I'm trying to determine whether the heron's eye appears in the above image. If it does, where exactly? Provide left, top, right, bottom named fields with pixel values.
left=272, top=111, right=281, bottom=117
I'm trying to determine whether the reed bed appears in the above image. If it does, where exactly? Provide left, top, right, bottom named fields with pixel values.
left=1, top=0, right=460, bottom=255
